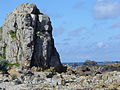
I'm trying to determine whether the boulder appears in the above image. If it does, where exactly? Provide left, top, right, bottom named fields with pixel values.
left=84, top=60, right=98, bottom=66
left=1, top=3, right=62, bottom=69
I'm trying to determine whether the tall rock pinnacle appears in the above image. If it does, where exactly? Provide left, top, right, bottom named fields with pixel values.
left=1, top=3, right=62, bottom=68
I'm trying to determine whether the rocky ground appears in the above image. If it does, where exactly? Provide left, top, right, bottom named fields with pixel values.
left=0, top=61, right=120, bottom=90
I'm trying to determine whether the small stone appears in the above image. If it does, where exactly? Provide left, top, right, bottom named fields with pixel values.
left=14, top=78, right=22, bottom=85
left=24, top=70, right=34, bottom=76
left=3, top=79, right=9, bottom=82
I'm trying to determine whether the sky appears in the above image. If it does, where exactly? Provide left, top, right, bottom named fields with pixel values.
left=0, top=0, right=120, bottom=62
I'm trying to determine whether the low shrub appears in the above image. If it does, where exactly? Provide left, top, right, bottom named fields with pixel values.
left=0, top=57, right=9, bottom=71
left=0, top=57, right=20, bottom=72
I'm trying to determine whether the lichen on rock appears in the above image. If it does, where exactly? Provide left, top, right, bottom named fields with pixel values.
left=1, top=3, right=62, bottom=69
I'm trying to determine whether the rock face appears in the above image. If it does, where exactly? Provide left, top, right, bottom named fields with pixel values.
left=1, top=3, right=62, bottom=68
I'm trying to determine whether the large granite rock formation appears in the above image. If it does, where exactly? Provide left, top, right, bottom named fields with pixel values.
left=1, top=3, right=62, bottom=68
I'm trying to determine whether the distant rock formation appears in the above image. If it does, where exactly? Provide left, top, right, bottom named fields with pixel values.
left=1, top=3, right=62, bottom=68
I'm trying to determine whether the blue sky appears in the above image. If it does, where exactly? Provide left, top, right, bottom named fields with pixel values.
left=1, top=0, right=120, bottom=62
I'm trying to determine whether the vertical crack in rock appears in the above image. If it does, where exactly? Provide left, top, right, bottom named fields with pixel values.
left=1, top=3, right=62, bottom=68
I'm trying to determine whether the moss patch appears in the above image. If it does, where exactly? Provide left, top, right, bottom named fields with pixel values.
left=8, top=63, right=20, bottom=68
left=8, top=30, right=17, bottom=38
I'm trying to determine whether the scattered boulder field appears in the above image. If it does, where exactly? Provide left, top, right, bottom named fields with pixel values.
left=0, top=60, right=120, bottom=89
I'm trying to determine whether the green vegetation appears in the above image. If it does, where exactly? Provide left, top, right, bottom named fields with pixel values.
left=8, top=30, right=17, bottom=38
left=0, top=57, right=9, bottom=71
left=8, top=62, right=20, bottom=68
left=0, top=27, right=2, bottom=40
left=2, top=44, right=7, bottom=59
left=0, top=56, right=6, bottom=59
left=0, top=57, right=20, bottom=72
left=0, top=27, right=2, bottom=30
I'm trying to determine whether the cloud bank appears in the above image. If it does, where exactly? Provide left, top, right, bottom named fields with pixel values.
left=94, top=0, right=120, bottom=19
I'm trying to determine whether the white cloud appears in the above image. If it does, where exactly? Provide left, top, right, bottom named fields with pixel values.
left=96, top=42, right=108, bottom=48
left=94, top=1, right=120, bottom=19
left=112, top=20, right=120, bottom=28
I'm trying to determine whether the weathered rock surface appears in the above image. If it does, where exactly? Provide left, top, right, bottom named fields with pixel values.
left=1, top=3, right=62, bottom=68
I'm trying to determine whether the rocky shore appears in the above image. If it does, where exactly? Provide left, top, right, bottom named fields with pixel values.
left=0, top=3, right=120, bottom=90
left=0, top=61, right=120, bottom=90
